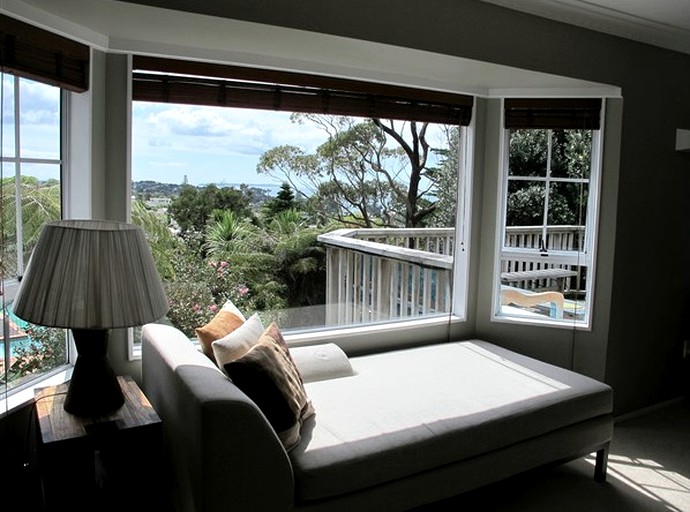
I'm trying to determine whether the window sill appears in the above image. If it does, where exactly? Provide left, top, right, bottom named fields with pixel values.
left=491, top=306, right=591, bottom=330
left=0, top=366, right=73, bottom=418
left=128, top=315, right=466, bottom=360
left=285, top=315, right=465, bottom=354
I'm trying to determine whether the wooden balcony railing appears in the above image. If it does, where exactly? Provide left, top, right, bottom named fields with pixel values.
left=502, top=225, right=585, bottom=292
left=317, top=228, right=454, bottom=325
left=317, top=225, right=585, bottom=325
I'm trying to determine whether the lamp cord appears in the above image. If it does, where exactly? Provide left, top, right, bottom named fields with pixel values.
left=1, top=63, right=7, bottom=416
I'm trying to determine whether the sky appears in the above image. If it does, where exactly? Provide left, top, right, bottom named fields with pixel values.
left=131, top=102, right=326, bottom=188
left=3, top=74, right=449, bottom=194
left=2, top=76, right=61, bottom=182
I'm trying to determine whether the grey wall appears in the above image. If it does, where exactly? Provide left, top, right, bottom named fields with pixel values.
left=84, top=0, right=689, bottom=413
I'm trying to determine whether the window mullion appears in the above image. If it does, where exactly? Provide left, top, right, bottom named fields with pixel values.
left=13, top=76, right=24, bottom=278
left=541, top=129, right=552, bottom=253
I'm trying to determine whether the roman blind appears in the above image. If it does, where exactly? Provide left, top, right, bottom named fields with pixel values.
left=0, top=14, right=89, bottom=92
left=504, top=98, right=602, bottom=130
left=132, top=56, right=474, bottom=125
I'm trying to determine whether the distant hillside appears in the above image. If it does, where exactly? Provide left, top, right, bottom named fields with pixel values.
left=133, top=181, right=280, bottom=205
left=133, top=180, right=182, bottom=197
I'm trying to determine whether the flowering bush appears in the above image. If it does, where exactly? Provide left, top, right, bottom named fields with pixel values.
left=162, top=248, right=280, bottom=336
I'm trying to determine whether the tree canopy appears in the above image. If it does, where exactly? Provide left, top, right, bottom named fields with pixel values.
left=168, top=184, right=254, bottom=235
left=257, top=114, right=458, bottom=228
left=506, top=129, right=591, bottom=227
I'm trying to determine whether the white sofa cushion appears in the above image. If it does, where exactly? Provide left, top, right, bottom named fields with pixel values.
left=290, top=340, right=612, bottom=501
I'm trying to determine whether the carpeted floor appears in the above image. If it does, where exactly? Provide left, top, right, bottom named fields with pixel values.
left=16, top=397, right=688, bottom=511
left=413, top=398, right=690, bottom=512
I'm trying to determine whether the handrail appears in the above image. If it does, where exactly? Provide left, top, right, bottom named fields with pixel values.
left=317, top=228, right=455, bottom=325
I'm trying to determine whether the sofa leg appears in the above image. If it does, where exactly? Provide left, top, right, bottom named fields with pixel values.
left=594, top=444, right=609, bottom=483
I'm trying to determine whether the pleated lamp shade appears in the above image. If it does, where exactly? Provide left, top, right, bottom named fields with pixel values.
left=13, top=219, right=169, bottom=329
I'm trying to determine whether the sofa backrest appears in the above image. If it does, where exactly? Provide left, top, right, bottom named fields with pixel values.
left=141, top=323, right=295, bottom=512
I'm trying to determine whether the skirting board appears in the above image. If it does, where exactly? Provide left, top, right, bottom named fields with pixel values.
left=614, top=396, right=686, bottom=424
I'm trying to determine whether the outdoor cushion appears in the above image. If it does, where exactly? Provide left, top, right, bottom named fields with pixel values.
left=290, top=340, right=612, bottom=501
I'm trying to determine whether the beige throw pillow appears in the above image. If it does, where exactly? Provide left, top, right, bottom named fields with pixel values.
left=195, top=300, right=246, bottom=359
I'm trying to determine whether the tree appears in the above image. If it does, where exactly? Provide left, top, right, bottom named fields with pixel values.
left=131, top=199, right=183, bottom=280
left=426, top=125, right=460, bottom=228
left=168, top=184, right=254, bottom=236
left=257, top=114, right=452, bottom=228
left=204, top=210, right=263, bottom=259
left=263, top=209, right=329, bottom=323
left=262, top=182, right=297, bottom=221
left=506, top=129, right=590, bottom=227
left=1, top=176, right=61, bottom=278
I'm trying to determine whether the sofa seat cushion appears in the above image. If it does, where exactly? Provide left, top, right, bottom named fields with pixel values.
left=290, top=340, right=612, bottom=502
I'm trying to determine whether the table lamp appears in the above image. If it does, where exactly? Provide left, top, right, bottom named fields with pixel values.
left=13, top=219, right=169, bottom=417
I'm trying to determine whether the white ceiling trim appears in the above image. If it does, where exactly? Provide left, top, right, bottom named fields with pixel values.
left=479, top=0, right=690, bottom=55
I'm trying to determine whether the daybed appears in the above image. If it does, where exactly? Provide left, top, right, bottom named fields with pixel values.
left=142, top=323, right=613, bottom=512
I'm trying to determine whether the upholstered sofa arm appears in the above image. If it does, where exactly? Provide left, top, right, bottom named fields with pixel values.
left=142, top=324, right=294, bottom=512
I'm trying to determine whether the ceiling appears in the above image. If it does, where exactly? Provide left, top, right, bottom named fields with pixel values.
left=5, top=0, right=621, bottom=98
left=113, top=0, right=690, bottom=56
left=477, top=0, right=690, bottom=55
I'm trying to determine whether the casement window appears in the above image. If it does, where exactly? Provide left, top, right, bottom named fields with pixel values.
left=130, top=56, right=475, bottom=345
left=494, top=98, right=603, bottom=328
left=1, top=14, right=89, bottom=397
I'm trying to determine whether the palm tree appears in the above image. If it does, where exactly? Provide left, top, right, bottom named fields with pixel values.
left=204, top=209, right=277, bottom=284
left=1, top=176, right=60, bottom=277
left=205, top=210, right=263, bottom=256
left=265, top=209, right=328, bottom=310
left=131, top=199, right=183, bottom=280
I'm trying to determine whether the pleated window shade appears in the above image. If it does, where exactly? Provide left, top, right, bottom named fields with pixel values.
left=132, top=56, right=474, bottom=125
left=12, top=220, right=169, bottom=329
left=504, top=98, right=602, bottom=130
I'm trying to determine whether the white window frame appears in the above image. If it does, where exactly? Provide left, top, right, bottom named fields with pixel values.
left=491, top=99, right=605, bottom=329
left=1, top=76, right=73, bottom=413
left=126, top=104, right=475, bottom=357
left=451, top=121, right=474, bottom=321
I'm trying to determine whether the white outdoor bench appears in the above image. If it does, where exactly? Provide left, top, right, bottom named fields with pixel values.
left=500, top=268, right=577, bottom=292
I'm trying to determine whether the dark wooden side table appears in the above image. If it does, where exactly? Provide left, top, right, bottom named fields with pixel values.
left=34, top=375, right=163, bottom=511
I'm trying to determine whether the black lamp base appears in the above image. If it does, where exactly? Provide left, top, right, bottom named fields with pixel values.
left=63, top=328, right=125, bottom=417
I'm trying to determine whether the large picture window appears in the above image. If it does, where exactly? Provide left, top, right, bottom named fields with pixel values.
left=130, top=57, right=473, bottom=342
left=495, top=99, right=603, bottom=327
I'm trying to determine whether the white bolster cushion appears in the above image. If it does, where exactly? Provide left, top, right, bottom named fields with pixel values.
left=290, top=343, right=355, bottom=383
